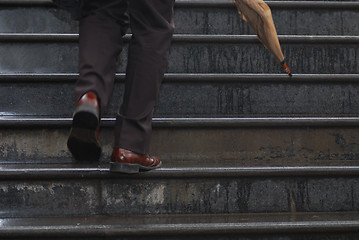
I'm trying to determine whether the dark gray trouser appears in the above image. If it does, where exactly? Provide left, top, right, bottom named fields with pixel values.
left=75, top=0, right=175, bottom=154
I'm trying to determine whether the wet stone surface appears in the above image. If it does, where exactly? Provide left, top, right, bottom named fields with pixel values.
left=1, top=127, right=359, bottom=166
left=0, top=42, right=358, bottom=74
left=0, top=176, right=358, bottom=217
left=1, top=7, right=358, bottom=36
left=0, top=180, right=100, bottom=217
left=1, top=81, right=359, bottom=117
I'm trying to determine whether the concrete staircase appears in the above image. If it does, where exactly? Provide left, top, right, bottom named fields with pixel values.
left=0, top=0, right=358, bottom=239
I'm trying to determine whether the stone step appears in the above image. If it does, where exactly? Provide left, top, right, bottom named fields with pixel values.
left=1, top=117, right=359, bottom=165
left=175, top=1, right=359, bottom=35
left=0, top=34, right=358, bottom=74
left=0, top=1, right=358, bottom=35
left=1, top=73, right=359, bottom=118
left=0, top=212, right=358, bottom=239
left=3, top=164, right=359, bottom=179
left=0, top=164, right=359, bottom=216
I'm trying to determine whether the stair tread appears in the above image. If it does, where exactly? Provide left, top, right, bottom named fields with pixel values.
left=1, top=212, right=359, bottom=237
left=1, top=73, right=359, bottom=82
left=1, top=0, right=359, bottom=7
left=1, top=164, right=359, bottom=179
left=2, top=3, right=358, bottom=36
left=1, top=116, right=359, bottom=127
left=1, top=33, right=358, bottom=42
left=1, top=35, right=356, bottom=74
left=1, top=74, right=359, bottom=119
left=1, top=34, right=357, bottom=74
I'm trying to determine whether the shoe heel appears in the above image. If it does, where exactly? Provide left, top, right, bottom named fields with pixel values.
left=67, top=128, right=101, bottom=162
left=74, top=104, right=99, bottom=118
left=110, top=162, right=140, bottom=174
left=72, top=104, right=99, bottom=129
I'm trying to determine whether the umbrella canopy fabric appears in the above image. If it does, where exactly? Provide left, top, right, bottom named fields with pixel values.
left=233, top=0, right=292, bottom=76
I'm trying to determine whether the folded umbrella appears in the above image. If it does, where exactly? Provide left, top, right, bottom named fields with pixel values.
left=233, top=0, right=292, bottom=76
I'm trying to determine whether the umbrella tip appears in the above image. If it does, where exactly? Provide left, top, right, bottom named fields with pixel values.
left=281, top=60, right=292, bottom=77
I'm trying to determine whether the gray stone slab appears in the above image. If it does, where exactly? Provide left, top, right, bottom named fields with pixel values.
left=174, top=7, right=359, bottom=35
left=0, top=6, right=358, bottom=35
left=1, top=78, right=359, bottom=117
left=1, top=124, right=359, bottom=166
left=0, top=41, right=358, bottom=74
left=290, top=178, right=359, bottom=212
left=0, top=7, right=78, bottom=33
left=0, top=179, right=100, bottom=217
left=0, top=175, right=358, bottom=217
left=3, top=234, right=359, bottom=240
left=167, top=42, right=359, bottom=74
left=0, top=213, right=359, bottom=239
left=99, top=178, right=287, bottom=215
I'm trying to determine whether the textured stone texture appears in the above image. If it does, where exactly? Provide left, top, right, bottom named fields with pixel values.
left=1, top=126, right=359, bottom=166
left=0, top=6, right=358, bottom=35
left=1, top=80, right=359, bottom=117
left=0, top=180, right=100, bottom=217
left=0, top=41, right=358, bottom=74
left=0, top=176, right=358, bottom=217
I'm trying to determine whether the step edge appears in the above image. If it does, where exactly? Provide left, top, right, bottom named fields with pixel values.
left=176, top=1, right=359, bottom=9
left=0, top=34, right=358, bottom=44
left=1, top=117, right=359, bottom=127
left=1, top=0, right=359, bottom=9
left=0, top=73, right=358, bottom=83
left=1, top=217, right=359, bottom=237
left=1, top=165, right=359, bottom=179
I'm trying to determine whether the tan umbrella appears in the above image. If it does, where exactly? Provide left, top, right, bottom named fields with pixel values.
left=233, top=0, right=292, bottom=76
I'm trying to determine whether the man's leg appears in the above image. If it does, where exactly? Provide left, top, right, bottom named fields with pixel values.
left=75, top=0, right=129, bottom=113
left=111, top=0, right=175, bottom=173
left=67, top=0, right=129, bottom=162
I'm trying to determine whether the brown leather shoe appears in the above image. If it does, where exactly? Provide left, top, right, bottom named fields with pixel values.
left=110, top=148, right=162, bottom=173
left=67, top=92, right=101, bottom=162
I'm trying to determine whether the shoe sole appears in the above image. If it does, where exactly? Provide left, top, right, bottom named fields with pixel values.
left=110, top=161, right=162, bottom=174
left=67, top=106, right=101, bottom=162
